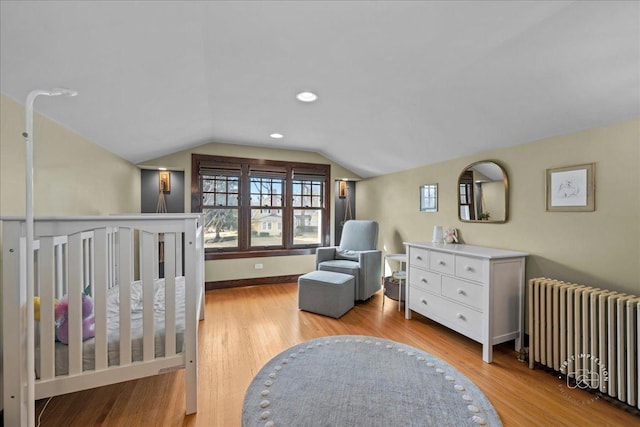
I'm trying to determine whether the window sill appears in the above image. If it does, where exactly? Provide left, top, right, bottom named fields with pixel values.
left=205, top=247, right=318, bottom=260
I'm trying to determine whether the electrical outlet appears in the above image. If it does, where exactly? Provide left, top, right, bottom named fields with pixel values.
left=254, top=263, right=264, bottom=270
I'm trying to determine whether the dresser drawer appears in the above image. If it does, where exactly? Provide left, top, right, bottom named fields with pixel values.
left=409, top=267, right=441, bottom=294
left=408, top=246, right=430, bottom=270
left=429, top=251, right=455, bottom=275
left=409, top=287, right=482, bottom=341
left=455, top=255, right=485, bottom=283
left=442, top=276, right=483, bottom=310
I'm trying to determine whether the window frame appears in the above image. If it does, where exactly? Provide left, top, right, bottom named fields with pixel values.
left=191, top=154, right=331, bottom=260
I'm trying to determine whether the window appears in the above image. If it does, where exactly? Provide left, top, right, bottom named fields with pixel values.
left=192, top=154, right=330, bottom=259
left=292, top=168, right=325, bottom=246
left=249, top=165, right=285, bottom=248
left=201, top=173, right=240, bottom=249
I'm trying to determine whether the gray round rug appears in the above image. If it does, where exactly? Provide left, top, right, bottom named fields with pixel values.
left=242, top=335, right=502, bottom=427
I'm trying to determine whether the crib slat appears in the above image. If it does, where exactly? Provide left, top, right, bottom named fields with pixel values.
left=196, top=225, right=205, bottom=321
left=184, top=219, right=199, bottom=414
left=55, top=243, right=64, bottom=297
left=38, top=237, right=56, bottom=380
left=176, top=232, right=183, bottom=277
left=118, top=228, right=133, bottom=365
left=67, top=232, right=84, bottom=375
left=141, top=231, right=155, bottom=362
left=83, top=235, right=90, bottom=290
left=93, top=228, right=109, bottom=370
left=164, top=232, right=177, bottom=357
left=107, top=228, right=114, bottom=289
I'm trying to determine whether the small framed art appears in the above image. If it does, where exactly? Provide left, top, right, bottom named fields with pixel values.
left=159, top=171, right=171, bottom=192
left=420, top=183, right=438, bottom=212
left=546, top=163, right=595, bottom=212
left=339, top=181, right=348, bottom=198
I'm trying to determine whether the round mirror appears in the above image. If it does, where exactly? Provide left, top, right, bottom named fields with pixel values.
left=458, top=161, right=508, bottom=223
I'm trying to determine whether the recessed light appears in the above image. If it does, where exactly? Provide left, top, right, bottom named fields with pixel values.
left=158, top=167, right=168, bottom=171
left=296, top=91, right=318, bottom=102
left=270, top=133, right=284, bottom=139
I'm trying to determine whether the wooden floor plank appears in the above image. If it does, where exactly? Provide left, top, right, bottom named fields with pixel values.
left=32, top=283, right=638, bottom=426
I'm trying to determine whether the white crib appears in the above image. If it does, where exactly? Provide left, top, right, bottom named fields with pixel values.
left=2, top=214, right=204, bottom=425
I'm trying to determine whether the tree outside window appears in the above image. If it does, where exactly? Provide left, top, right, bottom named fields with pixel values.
left=192, top=154, right=330, bottom=258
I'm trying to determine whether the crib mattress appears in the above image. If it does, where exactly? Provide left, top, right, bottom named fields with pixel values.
left=36, top=278, right=186, bottom=377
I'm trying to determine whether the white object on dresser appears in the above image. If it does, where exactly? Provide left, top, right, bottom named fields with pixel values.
left=404, top=242, right=527, bottom=363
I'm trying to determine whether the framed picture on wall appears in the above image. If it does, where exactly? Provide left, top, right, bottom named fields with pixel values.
left=420, top=183, right=438, bottom=212
left=546, top=163, right=595, bottom=212
left=159, top=171, right=171, bottom=192
left=338, top=180, right=348, bottom=198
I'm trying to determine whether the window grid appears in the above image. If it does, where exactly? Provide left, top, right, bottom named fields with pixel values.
left=250, top=177, right=283, bottom=207
left=192, top=155, right=330, bottom=257
left=292, top=180, right=324, bottom=208
left=202, top=175, right=239, bottom=207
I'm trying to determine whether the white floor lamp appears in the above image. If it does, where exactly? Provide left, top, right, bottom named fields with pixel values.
left=22, top=88, right=77, bottom=427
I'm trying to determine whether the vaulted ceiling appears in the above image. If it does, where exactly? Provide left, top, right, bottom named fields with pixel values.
left=1, top=1, right=638, bottom=178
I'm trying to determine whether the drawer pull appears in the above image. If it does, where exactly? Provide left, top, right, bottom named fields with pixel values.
left=438, top=260, right=446, bottom=266
left=421, top=277, right=428, bottom=283
left=456, top=313, right=466, bottom=321
left=457, top=289, right=466, bottom=296
left=420, top=298, right=428, bottom=305
left=416, top=255, right=423, bottom=261
left=465, top=265, right=474, bottom=272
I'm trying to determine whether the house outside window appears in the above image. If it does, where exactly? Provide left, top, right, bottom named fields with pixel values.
left=192, top=154, right=330, bottom=259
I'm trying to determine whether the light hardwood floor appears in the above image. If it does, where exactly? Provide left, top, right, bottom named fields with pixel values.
left=33, top=283, right=638, bottom=426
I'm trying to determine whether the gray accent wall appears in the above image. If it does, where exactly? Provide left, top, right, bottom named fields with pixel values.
left=141, top=170, right=185, bottom=213
left=334, top=180, right=356, bottom=245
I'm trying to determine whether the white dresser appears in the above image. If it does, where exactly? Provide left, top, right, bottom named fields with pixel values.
left=404, top=242, right=527, bottom=363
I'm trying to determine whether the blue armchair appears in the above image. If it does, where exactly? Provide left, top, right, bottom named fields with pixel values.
left=316, top=220, right=382, bottom=301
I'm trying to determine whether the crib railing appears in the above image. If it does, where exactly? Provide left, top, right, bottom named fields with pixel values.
left=2, top=214, right=204, bottom=424
left=34, top=229, right=117, bottom=380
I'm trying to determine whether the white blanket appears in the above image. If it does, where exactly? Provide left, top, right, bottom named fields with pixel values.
left=36, top=278, right=186, bottom=377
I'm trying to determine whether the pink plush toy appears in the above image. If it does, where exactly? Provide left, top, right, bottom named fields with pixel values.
left=54, top=293, right=96, bottom=344
left=443, top=227, right=458, bottom=244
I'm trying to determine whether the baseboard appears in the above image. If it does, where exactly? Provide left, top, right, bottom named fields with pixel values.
left=205, top=274, right=301, bottom=291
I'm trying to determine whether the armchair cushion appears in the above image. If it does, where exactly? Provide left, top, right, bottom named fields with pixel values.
left=335, top=249, right=359, bottom=261
left=338, top=221, right=378, bottom=252
left=318, top=259, right=359, bottom=271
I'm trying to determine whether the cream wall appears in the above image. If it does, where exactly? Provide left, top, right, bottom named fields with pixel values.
left=357, top=119, right=640, bottom=295
left=0, top=95, right=140, bottom=216
left=0, top=93, right=141, bottom=411
left=141, top=142, right=361, bottom=282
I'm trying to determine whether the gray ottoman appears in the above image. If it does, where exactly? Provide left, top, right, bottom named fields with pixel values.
left=298, top=270, right=355, bottom=318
